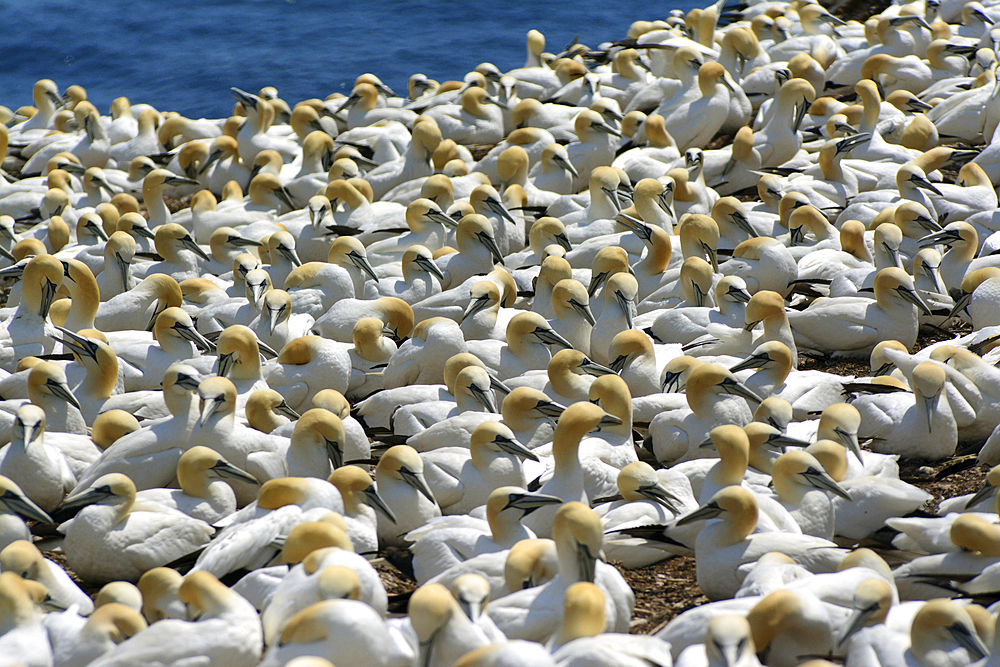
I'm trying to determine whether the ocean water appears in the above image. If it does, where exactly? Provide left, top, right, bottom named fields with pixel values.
left=2, top=0, right=701, bottom=120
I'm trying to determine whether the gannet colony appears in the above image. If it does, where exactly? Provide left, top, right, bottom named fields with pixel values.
left=5, top=0, right=1000, bottom=665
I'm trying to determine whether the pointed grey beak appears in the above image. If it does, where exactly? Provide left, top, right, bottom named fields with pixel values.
left=602, top=186, right=622, bottom=213
left=348, top=250, right=379, bottom=283
left=0, top=489, right=52, bottom=524
left=946, top=622, right=989, bottom=661
left=882, top=241, right=903, bottom=267
left=553, top=153, right=579, bottom=179
left=39, top=277, right=58, bottom=318
left=591, top=120, right=622, bottom=138
left=836, top=603, right=880, bottom=649
left=872, top=362, right=895, bottom=377
left=363, top=485, right=397, bottom=524
left=531, top=326, right=574, bottom=350
left=588, top=271, right=608, bottom=297
left=115, top=252, right=133, bottom=291
left=554, top=233, right=572, bottom=253
left=701, top=242, right=719, bottom=272
left=210, top=459, right=259, bottom=485
left=181, top=235, right=212, bottom=262
left=597, top=412, right=623, bottom=428
left=477, top=231, right=505, bottom=266
left=173, top=322, right=215, bottom=352
left=199, top=149, right=223, bottom=175
left=228, top=235, right=264, bottom=249
left=729, top=352, right=771, bottom=374
left=248, top=279, right=269, bottom=306
left=399, top=466, right=436, bottom=504
left=615, top=289, right=635, bottom=330
left=922, top=389, right=940, bottom=434
left=47, top=378, right=82, bottom=412
left=834, top=426, right=864, bottom=463
left=764, top=432, right=811, bottom=451
left=56, top=325, right=101, bottom=363
left=276, top=244, right=302, bottom=268
left=575, top=541, right=600, bottom=583
left=216, top=351, right=235, bottom=378
left=720, top=377, right=762, bottom=404
left=608, top=353, right=629, bottom=374
left=533, top=399, right=566, bottom=419
left=636, top=483, right=682, bottom=514
left=692, top=280, right=707, bottom=308
left=729, top=211, right=758, bottom=238
left=173, top=372, right=203, bottom=393
left=310, top=203, right=330, bottom=228
left=424, top=208, right=457, bottom=229
left=461, top=294, right=493, bottom=323
left=504, top=490, right=562, bottom=513
left=616, top=212, right=652, bottom=242
left=275, top=186, right=297, bottom=212
left=267, top=303, right=287, bottom=335
left=911, top=176, right=943, bottom=196
left=493, top=434, right=540, bottom=461
left=325, top=436, right=343, bottom=470
left=662, top=370, right=683, bottom=393
left=789, top=225, right=806, bottom=246
left=676, top=500, right=723, bottom=526
left=919, top=229, right=961, bottom=248
left=274, top=400, right=299, bottom=421
left=86, top=219, right=110, bottom=241
left=200, top=395, right=226, bottom=426
left=145, top=300, right=167, bottom=332
left=896, top=285, right=933, bottom=315
left=728, top=285, right=752, bottom=303
left=657, top=191, right=674, bottom=219
left=165, top=175, right=201, bottom=188
left=57, top=484, right=115, bottom=513
left=490, top=375, right=512, bottom=396
left=569, top=299, right=596, bottom=326
left=132, top=225, right=155, bottom=240
left=230, top=87, right=259, bottom=108
left=486, top=197, right=517, bottom=225
left=468, top=383, right=498, bottom=414
left=801, top=466, right=852, bottom=500
left=836, top=132, right=871, bottom=154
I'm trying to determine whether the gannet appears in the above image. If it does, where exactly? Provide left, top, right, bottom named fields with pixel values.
left=58, top=473, right=214, bottom=583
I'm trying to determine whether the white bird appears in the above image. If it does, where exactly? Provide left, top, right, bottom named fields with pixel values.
left=58, top=473, right=214, bottom=583
left=548, top=582, right=674, bottom=666
left=522, top=402, right=622, bottom=538
left=84, top=571, right=263, bottom=667
left=487, top=502, right=634, bottom=642
left=0, top=539, right=94, bottom=615
left=0, top=571, right=53, bottom=667
left=132, top=446, right=257, bottom=524
left=788, top=268, right=931, bottom=358
left=47, top=601, right=148, bottom=667
left=0, top=475, right=52, bottom=551
left=0, top=404, right=76, bottom=513
left=192, top=477, right=344, bottom=578
left=407, top=485, right=561, bottom=584
left=675, top=486, right=845, bottom=600
left=375, top=445, right=441, bottom=547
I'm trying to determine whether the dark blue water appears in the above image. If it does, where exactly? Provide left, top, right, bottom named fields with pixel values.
left=1, top=0, right=700, bottom=119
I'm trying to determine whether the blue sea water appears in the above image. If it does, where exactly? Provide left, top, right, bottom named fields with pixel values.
left=1, top=0, right=701, bottom=120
